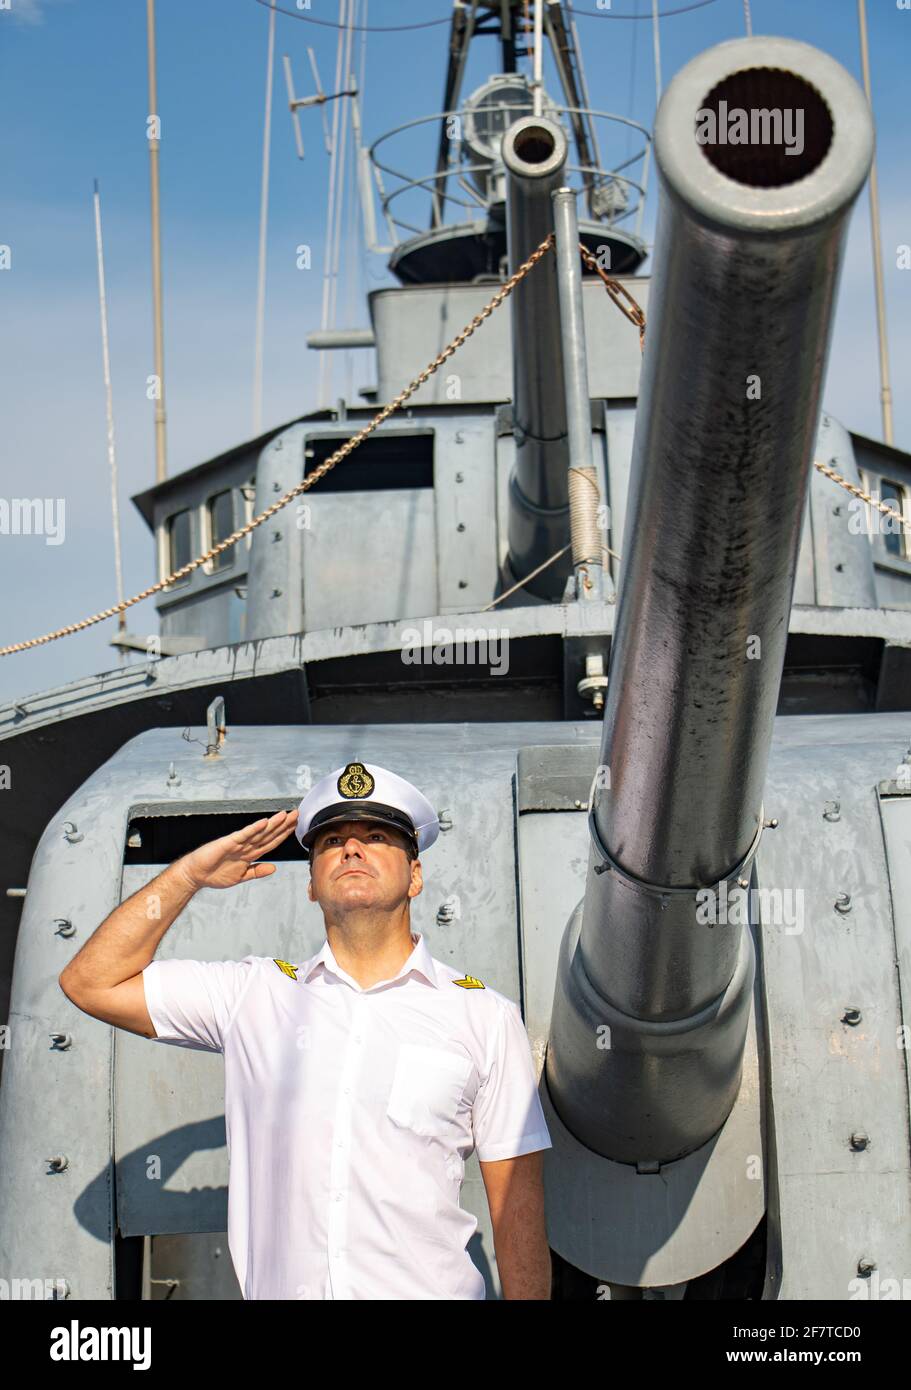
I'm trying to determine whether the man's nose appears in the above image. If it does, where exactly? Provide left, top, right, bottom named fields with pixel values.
left=341, top=836, right=367, bottom=858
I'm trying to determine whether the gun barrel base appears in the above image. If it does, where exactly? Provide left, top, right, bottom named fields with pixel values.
left=546, top=897, right=756, bottom=1165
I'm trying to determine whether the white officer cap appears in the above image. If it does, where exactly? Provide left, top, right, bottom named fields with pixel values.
left=296, top=761, right=440, bottom=859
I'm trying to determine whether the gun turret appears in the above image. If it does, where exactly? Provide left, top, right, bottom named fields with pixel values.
left=546, top=37, right=874, bottom=1166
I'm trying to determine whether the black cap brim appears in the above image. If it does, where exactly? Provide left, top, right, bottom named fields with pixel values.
left=300, top=801, right=419, bottom=857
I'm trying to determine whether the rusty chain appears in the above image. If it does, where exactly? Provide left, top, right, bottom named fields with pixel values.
left=0, top=233, right=557, bottom=656
left=579, top=242, right=647, bottom=352
left=0, top=232, right=899, bottom=655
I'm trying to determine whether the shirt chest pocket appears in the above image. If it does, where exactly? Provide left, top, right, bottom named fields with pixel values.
left=385, top=1044, right=474, bottom=1138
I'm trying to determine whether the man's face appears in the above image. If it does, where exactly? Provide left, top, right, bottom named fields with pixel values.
left=306, top=819, right=423, bottom=915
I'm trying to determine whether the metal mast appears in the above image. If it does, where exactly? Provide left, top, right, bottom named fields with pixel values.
left=146, top=0, right=168, bottom=481
left=857, top=0, right=894, bottom=444
left=92, top=180, right=126, bottom=641
left=253, top=0, right=278, bottom=437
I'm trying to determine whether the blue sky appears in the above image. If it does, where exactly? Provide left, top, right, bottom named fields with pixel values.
left=1, top=0, right=908, bottom=704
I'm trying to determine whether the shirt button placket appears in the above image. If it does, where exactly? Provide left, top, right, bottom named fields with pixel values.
left=327, top=991, right=366, bottom=1299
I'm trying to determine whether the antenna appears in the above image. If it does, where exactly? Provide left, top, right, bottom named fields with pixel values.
left=532, top=0, right=544, bottom=116
left=282, top=54, right=306, bottom=159
left=91, top=180, right=127, bottom=648
left=308, top=48, right=334, bottom=156
left=282, top=49, right=357, bottom=161
left=282, top=0, right=365, bottom=404
left=634, top=0, right=661, bottom=243
left=350, top=91, right=385, bottom=253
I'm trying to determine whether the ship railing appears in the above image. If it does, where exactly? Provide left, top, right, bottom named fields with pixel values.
left=364, top=103, right=651, bottom=253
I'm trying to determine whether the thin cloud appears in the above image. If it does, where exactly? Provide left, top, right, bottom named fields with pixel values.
left=7, top=0, right=73, bottom=27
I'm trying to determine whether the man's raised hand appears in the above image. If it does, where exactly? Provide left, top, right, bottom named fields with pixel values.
left=176, top=810, right=299, bottom=891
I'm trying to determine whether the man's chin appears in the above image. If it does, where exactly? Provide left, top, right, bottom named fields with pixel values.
left=330, top=880, right=381, bottom=906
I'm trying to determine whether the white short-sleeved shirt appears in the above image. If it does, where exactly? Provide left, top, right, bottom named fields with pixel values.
left=140, top=931, right=551, bottom=1300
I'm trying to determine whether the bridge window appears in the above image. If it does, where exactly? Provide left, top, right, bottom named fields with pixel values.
left=878, top=479, right=906, bottom=559
left=303, top=432, right=433, bottom=492
left=163, top=508, right=192, bottom=588
left=205, top=489, right=235, bottom=572
left=240, top=479, right=256, bottom=551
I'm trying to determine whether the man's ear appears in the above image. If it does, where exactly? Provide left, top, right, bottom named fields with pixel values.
left=307, top=875, right=315, bottom=902
left=407, top=857, right=423, bottom=900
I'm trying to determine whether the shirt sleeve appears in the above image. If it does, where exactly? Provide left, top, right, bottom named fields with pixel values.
left=472, top=995, right=553, bottom=1162
left=141, top=956, right=257, bottom=1053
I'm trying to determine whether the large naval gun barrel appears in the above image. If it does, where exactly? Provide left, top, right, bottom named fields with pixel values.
left=501, top=115, right=574, bottom=599
left=546, top=37, right=874, bottom=1165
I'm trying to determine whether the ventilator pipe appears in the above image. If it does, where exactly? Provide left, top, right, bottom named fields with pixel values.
left=552, top=186, right=604, bottom=602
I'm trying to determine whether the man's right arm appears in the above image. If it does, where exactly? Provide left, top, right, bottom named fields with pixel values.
left=58, top=858, right=201, bottom=1038
left=57, top=809, right=298, bottom=1039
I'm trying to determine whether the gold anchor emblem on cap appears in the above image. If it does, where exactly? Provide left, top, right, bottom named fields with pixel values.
left=338, top=762, right=375, bottom=799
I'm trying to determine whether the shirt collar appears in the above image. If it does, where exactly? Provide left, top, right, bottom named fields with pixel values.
left=302, top=931, right=439, bottom=991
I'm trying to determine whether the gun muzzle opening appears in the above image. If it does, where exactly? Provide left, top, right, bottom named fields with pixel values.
left=697, top=67, right=834, bottom=187
left=501, top=115, right=568, bottom=183
left=511, top=123, right=557, bottom=166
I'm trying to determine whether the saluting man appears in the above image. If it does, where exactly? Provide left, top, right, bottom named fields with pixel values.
left=58, top=761, right=553, bottom=1300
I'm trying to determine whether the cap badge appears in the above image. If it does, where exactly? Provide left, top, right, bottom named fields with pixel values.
left=337, top=762, right=375, bottom=799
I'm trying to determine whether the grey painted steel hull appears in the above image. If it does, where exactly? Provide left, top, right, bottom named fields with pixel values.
left=2, top=717, right=910, bottom=1297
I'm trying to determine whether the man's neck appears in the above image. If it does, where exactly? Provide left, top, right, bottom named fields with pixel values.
left=324, top=916, right=417, bottom=989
